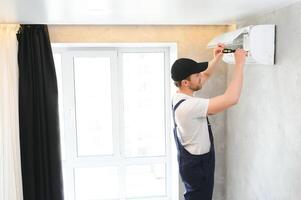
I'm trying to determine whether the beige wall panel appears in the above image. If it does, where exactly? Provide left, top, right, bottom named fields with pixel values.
left=49, top=25, right=228, bottom=61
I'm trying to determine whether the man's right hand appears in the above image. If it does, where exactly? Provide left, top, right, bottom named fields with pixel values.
left=207, top=48, right=246, bottom=115
left=234, top=48, right=247, bottom=66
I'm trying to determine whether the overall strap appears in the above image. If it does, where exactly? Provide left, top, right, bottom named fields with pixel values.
left=206, top=116, right=214, bottom=147
left=206, top=117, right=211, bottom=126
left=172, top=99, right=186, bottom=128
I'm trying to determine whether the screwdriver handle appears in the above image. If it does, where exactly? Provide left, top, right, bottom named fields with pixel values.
left=222, top=48, right=236, bottom=53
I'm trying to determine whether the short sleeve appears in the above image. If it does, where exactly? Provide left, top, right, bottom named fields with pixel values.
left=180, top=97, right=209, bottom=118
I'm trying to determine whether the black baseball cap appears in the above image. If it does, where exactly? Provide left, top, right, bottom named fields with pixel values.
left=171, top=58, right=208, bottom=81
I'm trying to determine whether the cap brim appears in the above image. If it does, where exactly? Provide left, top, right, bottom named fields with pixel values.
left=196, top=62, right=208, bottom=73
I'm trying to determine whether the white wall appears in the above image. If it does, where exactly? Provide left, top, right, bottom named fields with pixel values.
left=226, top=2, right=301, bottom=199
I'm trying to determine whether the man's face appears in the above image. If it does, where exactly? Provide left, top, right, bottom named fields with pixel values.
left=188, top=72, right=202, bottom=91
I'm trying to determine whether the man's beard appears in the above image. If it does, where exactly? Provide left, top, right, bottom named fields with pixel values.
left=189, top=83, right=202, bottom=91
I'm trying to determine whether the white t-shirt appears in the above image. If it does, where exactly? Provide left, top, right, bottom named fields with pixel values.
left=172, top=92, right=210, bottom=155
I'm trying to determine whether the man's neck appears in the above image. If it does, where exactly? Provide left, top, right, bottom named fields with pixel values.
left=178, top=88, right=193, bottom=96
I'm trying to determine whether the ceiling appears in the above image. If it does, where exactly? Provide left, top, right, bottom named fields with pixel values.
left=0, top=0, right=300, bottom=24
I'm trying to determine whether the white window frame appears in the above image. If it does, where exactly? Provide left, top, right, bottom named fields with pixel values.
left=52, top=43, right=178, bottom=200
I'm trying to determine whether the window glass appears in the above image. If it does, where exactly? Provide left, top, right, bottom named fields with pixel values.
left=122, top=53, right=166, bottom=157
left=74, top=57, right=113, bottom=156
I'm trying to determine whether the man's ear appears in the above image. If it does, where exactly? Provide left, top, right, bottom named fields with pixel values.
left=181, top=79, right=189, bottom=86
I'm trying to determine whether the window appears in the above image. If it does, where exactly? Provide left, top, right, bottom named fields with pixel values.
left=53, top=45, right=175, bottom=200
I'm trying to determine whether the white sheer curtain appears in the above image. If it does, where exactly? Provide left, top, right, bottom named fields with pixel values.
left=0, top=24, right=23, bottom=200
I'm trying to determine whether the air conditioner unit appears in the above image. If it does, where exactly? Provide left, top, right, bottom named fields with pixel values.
left=207, top=24, right=276, bottom=65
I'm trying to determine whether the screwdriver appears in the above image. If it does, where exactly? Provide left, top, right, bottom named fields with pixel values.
left=222, top=48, right=236, bottom=53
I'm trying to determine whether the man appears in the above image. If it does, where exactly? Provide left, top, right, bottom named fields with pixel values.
left=171, top=44, right=247, bottom=200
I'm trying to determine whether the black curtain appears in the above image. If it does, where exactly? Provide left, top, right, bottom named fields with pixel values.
left=17, top=25, right=64, bottom=200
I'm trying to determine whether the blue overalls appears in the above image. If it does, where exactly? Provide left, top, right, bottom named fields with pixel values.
left=172, top=99, right=215, bottom=200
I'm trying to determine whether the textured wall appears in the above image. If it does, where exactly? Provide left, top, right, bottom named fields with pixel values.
left=48, top=25, right=229, bottom=200
left=226, top=2, right=301, bottom=200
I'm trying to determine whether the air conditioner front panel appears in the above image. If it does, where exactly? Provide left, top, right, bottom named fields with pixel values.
left=207, top=26, right=251, bottom=48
